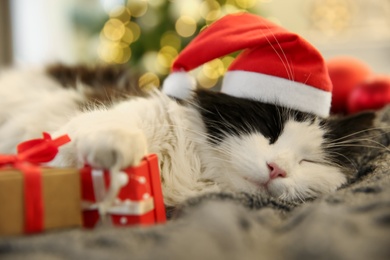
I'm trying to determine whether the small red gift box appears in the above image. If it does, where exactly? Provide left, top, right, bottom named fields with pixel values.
left=80, top=154, right=166, bottom=228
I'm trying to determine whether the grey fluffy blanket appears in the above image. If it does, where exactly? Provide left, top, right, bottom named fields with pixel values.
left=1, top=107, right=390, bottom=260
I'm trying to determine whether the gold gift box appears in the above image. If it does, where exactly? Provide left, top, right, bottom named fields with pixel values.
left=0, top=168, right=82, bottom=236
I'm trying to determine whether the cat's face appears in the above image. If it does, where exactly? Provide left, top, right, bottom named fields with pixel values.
left=211, top=119, right=346, bottom=201
left=195, top=90, right=374, bottom=201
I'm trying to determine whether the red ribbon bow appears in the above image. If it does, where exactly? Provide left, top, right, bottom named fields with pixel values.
left=0, top=132, right=71, bottom=233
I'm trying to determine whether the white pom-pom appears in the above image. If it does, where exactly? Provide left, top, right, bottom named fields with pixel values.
left=162, top=71, right=196, bottom=99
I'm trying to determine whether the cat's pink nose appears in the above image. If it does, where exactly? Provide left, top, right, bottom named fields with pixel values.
left=267, top=162, right=287, bottom=179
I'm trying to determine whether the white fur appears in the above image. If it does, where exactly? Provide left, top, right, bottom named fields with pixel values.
left=222, top=71, right=332, bottom=118
left=0, top=69, right=346, bottom=206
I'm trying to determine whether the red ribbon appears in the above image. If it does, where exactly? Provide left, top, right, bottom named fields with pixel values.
left=0, top=132, right=71, bottom=233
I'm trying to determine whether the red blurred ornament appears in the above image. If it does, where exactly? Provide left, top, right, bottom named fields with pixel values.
left=327, top=56, right=372, bottom=114
left=347, top=75, right=390, bottom=114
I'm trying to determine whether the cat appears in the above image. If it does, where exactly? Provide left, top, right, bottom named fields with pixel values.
left=0, top=64, right=377, bottom=206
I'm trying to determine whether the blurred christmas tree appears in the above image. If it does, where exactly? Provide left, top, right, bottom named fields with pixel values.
left=72, top=0, right=264, bottom=89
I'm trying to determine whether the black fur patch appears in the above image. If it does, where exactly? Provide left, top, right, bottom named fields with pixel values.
left=322, top=111, right=376, bottom=175
left=46, top=64, right=147, bottom=107
left=193, top=89, right=315, bottom=145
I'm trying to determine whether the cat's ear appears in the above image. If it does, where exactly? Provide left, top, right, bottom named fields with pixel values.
left=322, top=111, right=376, bottom=140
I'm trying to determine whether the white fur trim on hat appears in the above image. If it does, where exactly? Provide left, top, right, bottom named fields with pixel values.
left=162, top=71, right=196, bottom=99
left=222, top=71, right=331, bottom=117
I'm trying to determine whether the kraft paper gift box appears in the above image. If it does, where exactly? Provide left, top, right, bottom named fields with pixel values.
left=0, top=133, right=82, bottom=236
left=80, top=154, right=166, bottom=228
left=0, top=168, right=82, bottom=236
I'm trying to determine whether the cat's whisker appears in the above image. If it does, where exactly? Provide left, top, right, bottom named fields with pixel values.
left=324, top=125, right=390, bottom=143
left=331, top=130, right=390, bottom=143
left=331, top=139, right=390, bottom=152
left=271, top=29, right=295, bottom=82
left=278, top=193, right=287, bottom=201
left=324, top=151, right=359, bottom=172
left=290, top=190, right=302, bottom=203
left=296, top=192, right=307, bottom=204
left=292, top=179, right=311, bottom=203
left=327, top=138, right=383, bottom=146
left=306, top=187, right=320, bottom=198
left=262, top=24, right=293, bottom=81
left=303, top=73, right=312, bottom=85
left=323, top=156, right=351, bottom=170
left=324, top=143, right=390, bottom=152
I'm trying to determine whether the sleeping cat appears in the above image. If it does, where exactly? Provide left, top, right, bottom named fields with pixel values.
left=0, top=64, right=377, bottom=206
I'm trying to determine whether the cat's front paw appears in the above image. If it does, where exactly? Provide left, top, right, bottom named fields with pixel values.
left=76, top=129, right=148, bottom=170
left=52, top=127, right=148, bottom=170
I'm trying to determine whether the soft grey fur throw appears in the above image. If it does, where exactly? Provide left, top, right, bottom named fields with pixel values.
left=1, top=107, right=389, bottom=260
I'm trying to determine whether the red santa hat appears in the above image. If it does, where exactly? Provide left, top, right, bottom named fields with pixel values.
left=162, top=13, right=332, bottom=117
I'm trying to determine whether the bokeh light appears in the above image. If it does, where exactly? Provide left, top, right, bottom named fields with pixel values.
left=103, top=19, right=126, bottom=41
left=235, top=0, right=257, bottom=9
left=98, top=41, right=131, bottom=64
left=98, top=0, right=264, bottom=88
left=142, top=51, right=158, bottom=73
left=137, top=7, right=160, bottom=30
left=126, top=22, right=141, bottom=42
left=202, top=58, right=224, bottom=79
left=139, top=72, right=160, bottom=90
left=127, top=0, right=148, bottom=17
left=157, top=46, right=178, bottom=68
left=175, top=16, right=197, bottom=37
left=109, top=6, right=131, bottom=21
left=200, top=0, right=221, bottom=21
left=160, top=31, right=181, bottom=50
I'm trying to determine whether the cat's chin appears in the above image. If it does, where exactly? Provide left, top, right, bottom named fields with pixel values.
left=266, top=180, right=289, bottom=199
left=241, top=176, right=284, bottom=198
left=241, top=176, right=305, bottom=201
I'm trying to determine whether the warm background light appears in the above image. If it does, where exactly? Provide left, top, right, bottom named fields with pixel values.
left=7, top=0, right=390, bottom=90
left=97, top=0, right=265, bottom=89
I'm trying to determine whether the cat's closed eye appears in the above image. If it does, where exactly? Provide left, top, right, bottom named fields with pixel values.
left=299, top=159, right=318, bottom=164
